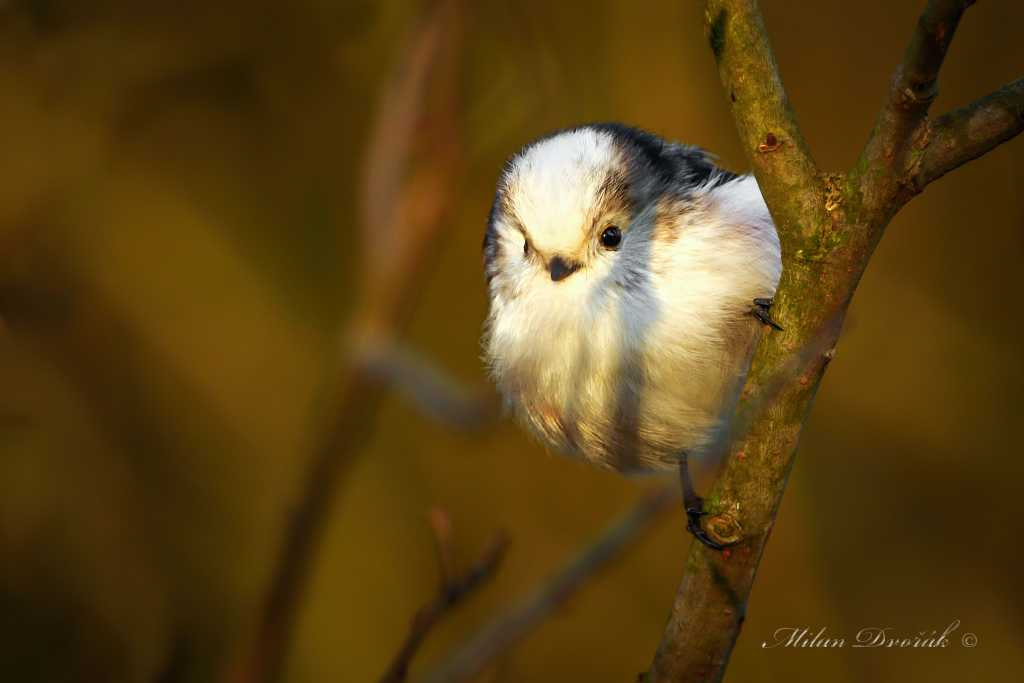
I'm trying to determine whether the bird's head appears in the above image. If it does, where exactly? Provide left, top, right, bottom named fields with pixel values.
left=483, top=124, right=732, bottom=311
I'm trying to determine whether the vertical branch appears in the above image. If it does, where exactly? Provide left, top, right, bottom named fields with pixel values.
left=356, top=0, right=463, bottom=339
left=644, top=5, right=851, bottom=682
left=855, top=0, right=974, bottom=219
left=647, top=1, right=1022, bottom=681
left=703, top=0, right=822, bottom=251
left=865, top=0, right=971, bottom=152
left=226, top=3, right=463, bottom=682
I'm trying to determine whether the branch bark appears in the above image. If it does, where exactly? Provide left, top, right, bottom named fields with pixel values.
left=703, top=0, right=821, bottom=250
left=916, top=78, right=1024, bottom=188
left=646, top=1, right=1021, bottom=681
left=859, top=0, right=972, bottom=181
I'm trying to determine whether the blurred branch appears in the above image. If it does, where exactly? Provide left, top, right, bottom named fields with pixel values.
left=356, top=0, right=463, bottom=337
left=424, top=486, right=677, bottom=683
left=379, top=514, right=509, bottom=683
left=646, top=1, right=1024, bottom=681
left=416, top=316, right=839, bottom=683
left=228, top=3, right=464, bottom=683
left=359, top=340, right=498, bottom=432
left=429, top=507, right=458, bottom=588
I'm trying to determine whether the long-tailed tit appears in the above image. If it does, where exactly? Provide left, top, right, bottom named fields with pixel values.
left=482, top=124, right=782, bottom=547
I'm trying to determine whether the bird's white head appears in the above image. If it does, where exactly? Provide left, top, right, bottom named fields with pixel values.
left=483, top=124, right=739, bottom=336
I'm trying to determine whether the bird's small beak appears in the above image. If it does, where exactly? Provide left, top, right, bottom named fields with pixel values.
left=548, top=256, right=581, bottom=282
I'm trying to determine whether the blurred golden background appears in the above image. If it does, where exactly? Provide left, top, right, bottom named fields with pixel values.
left=1, top=1, right=1022, bottom=681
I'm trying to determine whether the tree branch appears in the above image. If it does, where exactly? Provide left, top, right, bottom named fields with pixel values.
left=424, top=486, right=676, bottom=683
left=646, top=1, right=1022, bottom=681
left=360, top=340, right=497, bottom=432
left=704, top=0, right=821, bottom=249
left=856, top=0, right=974, bottom=217
left=864, top=0, right=972, bottom=157
left=226, top=3, right=463, bottom=682
left=379, top=528, right=509, bottom=683
left=915, top=78, right=1024, bottom=188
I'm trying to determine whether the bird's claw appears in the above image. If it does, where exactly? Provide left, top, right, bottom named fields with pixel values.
left=685, top=496, right=727, bottom=551
left=752, top=297, right=783, bottom=331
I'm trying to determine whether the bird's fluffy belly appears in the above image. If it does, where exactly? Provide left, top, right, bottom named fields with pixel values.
left=487, top=299, right=755, bottom=473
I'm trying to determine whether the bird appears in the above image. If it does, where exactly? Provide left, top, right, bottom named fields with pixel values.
left=481, top=123, right=783, bottom=548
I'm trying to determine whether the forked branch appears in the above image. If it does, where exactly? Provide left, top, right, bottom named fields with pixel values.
left=646, top=1, right=1022, bottom=680
left=226, top=3, right=463, bottom=682
left=860, top=0, right=972, bottom=175
left=426, top=487, right=677, bottom=683
left=379, top=519, right=509, bottom=683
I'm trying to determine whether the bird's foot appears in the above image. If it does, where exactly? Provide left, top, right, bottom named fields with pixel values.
left=685, top=496, right=727, bottom=551
left=751, top=297, right=783, bottom=331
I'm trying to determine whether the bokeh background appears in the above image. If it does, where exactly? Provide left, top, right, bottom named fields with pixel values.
left=1, top=1, right=1022, bottom=681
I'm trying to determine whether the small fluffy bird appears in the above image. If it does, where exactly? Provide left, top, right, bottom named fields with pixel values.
left=482, top=124, right=782, bottom=547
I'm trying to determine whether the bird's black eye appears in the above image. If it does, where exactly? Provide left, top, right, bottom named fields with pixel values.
left=599, top=226, right=622, bottom=249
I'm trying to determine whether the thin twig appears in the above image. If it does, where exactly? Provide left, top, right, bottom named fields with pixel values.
left=429, top=507, right=457, bottom=588
left=897, top=0, right=972, bottom=102
left=356, top=0, right=463, bottom=337
left=857, top=0, right=975, bottom=217
left=360, top=341, right=498, bottom=432
left=380, top=529, right=510, bottom=683
left=861, top=0, right=972, bottom=164
left=423, top=486, right=677, bottom=683
left=226, top=3, right=462, bottom=682
left=418, top=312, right=843, bottom=683
left=227, top=366, right=386, bottom=683
left=917, top=78, right=1024, bottom=189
